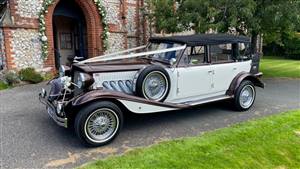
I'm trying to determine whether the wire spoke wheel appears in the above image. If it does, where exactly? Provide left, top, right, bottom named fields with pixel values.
left=84, top=108, right=119, bottom=143
left=142, top=71, right=168, bottom=101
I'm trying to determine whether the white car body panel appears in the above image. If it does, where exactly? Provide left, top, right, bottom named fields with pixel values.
left=78, top=42, right=254, bottom=114
left=211, top=60, right=252, bottom=93
left=172, top=65, right=213, bottom=103
left=89, top=60, right=252, bottom=113
left=118, top=99, right=178, bottom=114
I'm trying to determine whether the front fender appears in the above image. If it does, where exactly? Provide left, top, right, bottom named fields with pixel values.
left=72, top=90, right=185, bottom=114
left=226, top=72, right=265, bottom=96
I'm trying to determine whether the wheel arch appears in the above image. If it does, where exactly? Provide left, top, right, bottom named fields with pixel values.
left=226, top=72, right=264, bottom=96
left=66, top=95, right=130, bottom=129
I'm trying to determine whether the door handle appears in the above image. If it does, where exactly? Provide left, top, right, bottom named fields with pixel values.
left=208, top=70, right=214, bottom=74
left=233, top=68, right=237, bottom=71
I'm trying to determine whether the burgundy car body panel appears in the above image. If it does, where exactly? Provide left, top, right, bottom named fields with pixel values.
left=71, top=58, right=169, bottom=73
left=226, top=72, right=264, bottom=96
left=72, top=90, right=187, bottom=109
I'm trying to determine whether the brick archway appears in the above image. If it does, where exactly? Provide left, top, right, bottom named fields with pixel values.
left=44, top=0, right=103, bottom=69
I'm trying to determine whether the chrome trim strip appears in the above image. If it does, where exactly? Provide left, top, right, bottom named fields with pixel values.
left=39, top=92, right=68, bottom=128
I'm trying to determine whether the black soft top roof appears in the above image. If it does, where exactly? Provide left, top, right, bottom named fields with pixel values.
left=149, top=34, right=250, bottom=46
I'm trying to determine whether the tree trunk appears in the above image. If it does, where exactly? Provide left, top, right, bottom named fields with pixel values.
left=251, top=32, right=258, bottom=54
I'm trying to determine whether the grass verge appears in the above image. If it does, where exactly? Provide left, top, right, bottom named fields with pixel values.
left=260, top=56, right=300, bottom=78
left=80, top=110, right=300, bottom=169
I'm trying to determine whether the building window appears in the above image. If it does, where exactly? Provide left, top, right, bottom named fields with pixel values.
left=60, top=33, right=73, bottom=49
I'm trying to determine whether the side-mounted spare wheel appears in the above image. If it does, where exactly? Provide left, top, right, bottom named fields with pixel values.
left=74, top=101, right=123, bottom=147
left=135, top=65, right=171, bottom=102
left=233, top=80, right=256, bottom=111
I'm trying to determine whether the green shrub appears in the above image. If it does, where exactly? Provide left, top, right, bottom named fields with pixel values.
left=263, top=33, right=300, bottom=60
left=42, top=72, right=55, bottom=81
left=283, top=34, right=300, bottom=60
left=4, top=70, right=20, bottom=85
left=0, top=81, right=9, bottom=90
left=19, top=67, right=44, bottom=84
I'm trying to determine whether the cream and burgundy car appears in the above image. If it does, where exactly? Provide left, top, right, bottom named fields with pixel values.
left=39, top=34, right=264, bottom=146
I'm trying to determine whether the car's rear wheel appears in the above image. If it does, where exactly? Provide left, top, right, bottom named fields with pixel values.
left=74, top=101, right=123, bottom=147
left=233, top=80, right=256, bottom=111
left=135, top=65, right=170, bottom=102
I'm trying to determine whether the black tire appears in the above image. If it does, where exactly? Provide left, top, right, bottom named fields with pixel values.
left=233, top=80, right=256, bottom=111
left=135, top=65, right=170, bottom=102
left=74, top=101, right=123, bottom=147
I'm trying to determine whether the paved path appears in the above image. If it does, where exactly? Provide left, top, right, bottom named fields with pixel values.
left=0, top=79, right=299, bottom=169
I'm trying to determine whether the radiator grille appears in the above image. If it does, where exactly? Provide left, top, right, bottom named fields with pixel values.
left=93, top=71, right=137, bottom=95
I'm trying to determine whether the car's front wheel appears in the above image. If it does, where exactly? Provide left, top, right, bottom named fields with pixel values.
left=233, top=80, right=256, bottom=111
left=74, top=101, right=123, bottom=147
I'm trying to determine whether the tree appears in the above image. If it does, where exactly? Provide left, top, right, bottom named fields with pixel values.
left=142, top=0, right=181, bottom=34
left=249, top=0, right=300, bottom=53
left=178, top=0, right=300, bottom=53
left=178, top=0, right=256, bottom=34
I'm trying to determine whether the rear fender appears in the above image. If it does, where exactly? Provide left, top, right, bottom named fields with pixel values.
left=226, top=72, right=264, bottom=96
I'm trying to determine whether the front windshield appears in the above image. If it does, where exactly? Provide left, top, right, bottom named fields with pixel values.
left=140, top=42, right=184, bottom=63
left=80, top=41, right=186, bottom=64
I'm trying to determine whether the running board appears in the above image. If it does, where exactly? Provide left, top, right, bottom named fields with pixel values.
left=182, top=95, right=233, bottom=106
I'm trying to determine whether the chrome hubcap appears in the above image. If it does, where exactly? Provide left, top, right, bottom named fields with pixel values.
left=239, top=85, right=255, bottom=108
left=143, top=71, right=168, bottom=101
left=84, top=108, right=119, bottom=143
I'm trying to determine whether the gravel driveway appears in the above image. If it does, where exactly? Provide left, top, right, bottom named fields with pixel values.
left=0, top=78, right=299, bottom=169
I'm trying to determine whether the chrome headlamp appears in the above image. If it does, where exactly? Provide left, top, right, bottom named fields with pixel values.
left=59, top=65, right=71, bottom=77
left=60, top=76, right=72, bottom=89
left=76, top=73, right=94, bottom=89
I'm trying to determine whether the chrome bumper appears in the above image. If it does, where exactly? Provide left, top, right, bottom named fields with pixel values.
left=255, top=72, right=263, bottom=78
left=39, top=88, right=68, bottom=128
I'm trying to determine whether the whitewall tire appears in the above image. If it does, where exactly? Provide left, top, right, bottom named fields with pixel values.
left=234, top=80, right=256, bottom=111
left=74, top=101, right=123, bottom=147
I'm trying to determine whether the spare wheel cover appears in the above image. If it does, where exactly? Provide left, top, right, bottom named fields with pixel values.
left=135, top=65, right=170, bottom=102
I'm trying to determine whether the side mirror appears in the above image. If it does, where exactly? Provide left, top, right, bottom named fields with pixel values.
left=169, top=58, right=177, bottom=65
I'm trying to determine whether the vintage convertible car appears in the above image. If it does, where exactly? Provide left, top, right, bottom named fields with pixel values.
left=39, top=34, right=264, bottom=146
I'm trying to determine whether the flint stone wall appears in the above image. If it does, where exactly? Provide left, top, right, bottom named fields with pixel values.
left=11, top=29, right=43, bottom=70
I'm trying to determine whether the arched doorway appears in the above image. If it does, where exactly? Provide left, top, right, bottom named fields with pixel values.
left=53, top=0, right=87, bottom=68
left=44, top=0, right=103, bottom=70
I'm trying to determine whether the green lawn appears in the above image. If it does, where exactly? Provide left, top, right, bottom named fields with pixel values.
left=260, top=56, right=300, bottom=78
left=80, top=110, right=300, bottom=169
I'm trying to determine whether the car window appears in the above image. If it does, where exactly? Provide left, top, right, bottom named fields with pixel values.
left=238, top=43, right=251, bottom=60
left=142, top=42, right=184, bottom=63
left=180, top=46, right=206, bottom=66
left=210, top=44, right=234, bottom=63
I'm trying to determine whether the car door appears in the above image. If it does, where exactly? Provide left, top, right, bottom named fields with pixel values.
left=209, top=44, right=251, bottom=94
left=175, top=46, right=213, bottom=102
